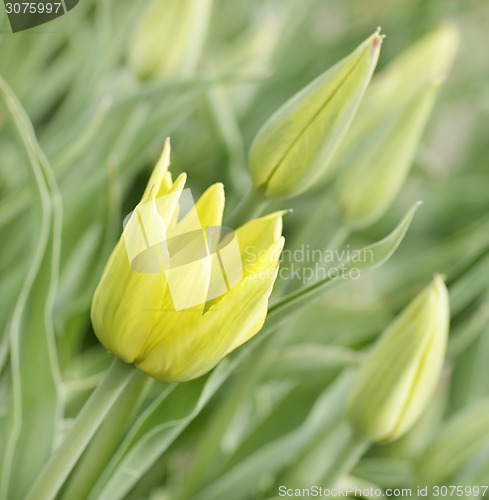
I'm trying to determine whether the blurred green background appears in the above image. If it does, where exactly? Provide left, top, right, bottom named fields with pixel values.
left=1, top=0, right=489, bottom=498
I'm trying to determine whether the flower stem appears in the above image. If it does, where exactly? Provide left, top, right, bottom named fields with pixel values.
left=226, top=186, right=269, bottom=229
left=25, top=358, right=137, bottom=500
left=59, top=369, right=151, bottom=500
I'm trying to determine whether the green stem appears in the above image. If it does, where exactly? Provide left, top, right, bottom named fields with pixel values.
left=321, top=428, right=369, bottom=486
left=25, top=358, right=137, bottom=500
left=227, top=186, right=269, bottom=229
left=60, top=369, right=151, bottom=500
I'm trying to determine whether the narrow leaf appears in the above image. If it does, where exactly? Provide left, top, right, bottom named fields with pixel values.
left=0, top=76, right=62, bottom=499
left=266, top=202, right=421, bottom=331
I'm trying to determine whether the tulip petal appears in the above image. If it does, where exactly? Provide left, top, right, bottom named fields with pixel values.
left=196, top=182, right=225, bottom=227
left=91, top=238, right=169, bottom=364
left=135, top=264, right=279, bottom=381
left=141, top=138, right=172, bottom=203
left=236, top=211, right=284, bottom=277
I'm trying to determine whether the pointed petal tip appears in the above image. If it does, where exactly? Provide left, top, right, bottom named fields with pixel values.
left=175, top=172, right=187, bottom=184
left=140, top=139, right=173, bottom=202
left=433, top=273, right=447, bottom=283
left=166, top=172, right=188, bottom=196
left=160, top=137, right=171, bottom=156
left=374, top=26, right=386, bottom=37
left=206, top=182, right=225, bottom=202
left=372, top=33, right=385, bottom=51
left=369, top=27, right=385, bottom=54
left=202, top=181, right=225, bottom=195
left=163, top=137, right=171, bottom=153
left=276, top=208, right=292, bottom=217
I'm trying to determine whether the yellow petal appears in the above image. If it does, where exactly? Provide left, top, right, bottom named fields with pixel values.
left=236, top=211, right=284, bottom=277
left=141, top=138, right=172, bottom=203
left=242, top=236, right=284, bottom=277
left=196, top=182, right=225, bottom=227
left=156, top=172, right=188, bottom=226
left=135, top=265, right=279, bottom=381
left=91, top=238, right=168, bottom=363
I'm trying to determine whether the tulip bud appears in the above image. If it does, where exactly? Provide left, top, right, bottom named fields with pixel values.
left=343, top=24, right=459, bottom=148
left=248, top=29, right=383, bottom=199
left=347, top=275, right=450, bottom=443
left=335, top=79, right=441, bottom=227
left=128, top=0, right=213, bottom=80
left=91, top=140, right=284, bottom=382
left=329, top=25, right=458, bottom=227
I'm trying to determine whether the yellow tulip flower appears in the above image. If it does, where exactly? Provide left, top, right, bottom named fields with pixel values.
left=91, top=140, right=284, bottom=382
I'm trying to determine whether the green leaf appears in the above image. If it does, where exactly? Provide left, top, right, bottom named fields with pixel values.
left=417, top=398, right=489, bottom=484
left=267, top=343, right=362, bottom=380
left=353, top=458, right=414, bottom=489
left=449, top=251, right=489, bottom=316
left=89, top=359, right=236, bottom=500
left=447, top=303, right=489, bottom=359
left=266, top=202, right=421, bottom=331
left=0, top=76, right=62, bottom=500
left=25, top=359, right=137, bottom=500
left=194, top=372, right=354, bottom=500
left=60, top=370, right=151, bottom=500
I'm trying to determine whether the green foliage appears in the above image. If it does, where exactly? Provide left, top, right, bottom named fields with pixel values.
left=1, top=0, right=489, bottom=498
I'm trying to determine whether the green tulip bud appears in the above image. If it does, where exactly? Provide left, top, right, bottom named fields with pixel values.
left=128, top=0, right=213, bottom=80
left=249, top=29, right=383, bottom=199
left=335, top=79, right=441, bottom=227
left=330, top=25, right=458, bottom=227
left=347, top=275, right=450, bottom=443
left=342, top=24, right=459, bottom=150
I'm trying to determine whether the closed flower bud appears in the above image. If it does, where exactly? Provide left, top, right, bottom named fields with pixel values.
left=91, top=139, right=284, bottom=382
left=128, top=0, right=212, bottom=80
left=331, top=25, right=458, bottom=227
left=248, top=30, right=383, bottom=199
left=335, top=79, right=441, bottom=227
left=347, top=275, right=450, bottom=443
left=345, top=24, right=459, bottom=146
